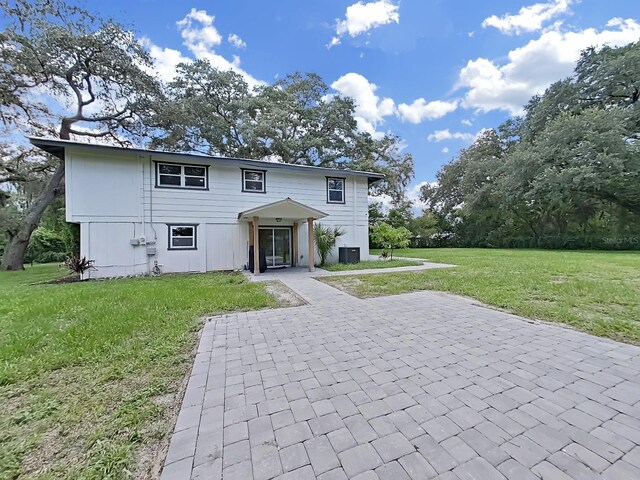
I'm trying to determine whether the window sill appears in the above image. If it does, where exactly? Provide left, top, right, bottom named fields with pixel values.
left=155, top=185, right=209, bottom=191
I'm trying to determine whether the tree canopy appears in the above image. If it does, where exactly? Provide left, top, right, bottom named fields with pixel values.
left=420, top=41, right=640, bottom=250
left=152, top=62, right=414, bottom=202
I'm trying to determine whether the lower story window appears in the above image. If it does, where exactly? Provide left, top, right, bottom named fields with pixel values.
left=168, top=224, right=198, bottom=250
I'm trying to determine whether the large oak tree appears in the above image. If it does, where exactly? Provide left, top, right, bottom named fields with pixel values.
left=152, top=61, right=413, bottom=202
left=0, top=0, right=163, bottom=270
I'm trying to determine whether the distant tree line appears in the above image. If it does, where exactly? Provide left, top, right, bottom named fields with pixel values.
left=417, top=42, right=640, bottom=250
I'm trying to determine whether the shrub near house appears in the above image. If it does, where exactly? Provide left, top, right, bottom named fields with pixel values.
left=370, top=222, right=412, bottom=260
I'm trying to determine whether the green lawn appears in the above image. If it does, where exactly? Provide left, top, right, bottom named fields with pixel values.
left=0, top=264, right=277, bottom=479
left=321, top=259, right=422, bottom=272
left=321, top=248, right=640, bottom=344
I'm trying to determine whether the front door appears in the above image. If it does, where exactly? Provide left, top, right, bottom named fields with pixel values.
left=259, top=227, right=292, bottom=268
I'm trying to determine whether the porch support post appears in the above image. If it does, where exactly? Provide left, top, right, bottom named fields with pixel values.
left=307, top=217, right=315, bottom=272
left=292, top=222, right=299, bottom=267
left=252, top=216, right=260, bottom=275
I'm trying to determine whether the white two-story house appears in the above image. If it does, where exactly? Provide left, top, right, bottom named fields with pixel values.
left=31, top=137, right=383, bottom=279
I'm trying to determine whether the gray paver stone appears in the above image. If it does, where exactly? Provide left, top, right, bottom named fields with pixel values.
left=344, top=414, right=378, bottom=444
left=318, top=467, right=348, bottom=480
left=530, top=461, right=573, bottom=480
left=372, top=432, right=415, bottom=463
left=496, top=459, right=538, bottom=480
left=161, top=457, right=193, bottom=480
left=454, top=457, right=507, bottom=480
left=305, top=435, right=340, bottom=475
left=339, top=443, right=384, bottom=477
left=327, top=427, right=357, bottom=453
left=252, top=443, right=282, bottom=480
left=422, top=416, right=462, bottom=442
left=275, top=422, right=312, bottom=449
left=398, top=452, right=437, bottom=480
left=412, top=434, right=458, bottom=473
left=280, top=443, right=310, bottom=472
left=375, top=461, right=411, bottom=480
left=352, top=471, right=380, bottom=480
left=309, top=412, right=345, bottom=435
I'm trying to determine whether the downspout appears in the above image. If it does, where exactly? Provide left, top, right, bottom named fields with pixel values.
left=149, top=156, right=158, bottom=266
left=353, top=176, right=357, bottom=247
left=139, top=155, right=147, bottom=274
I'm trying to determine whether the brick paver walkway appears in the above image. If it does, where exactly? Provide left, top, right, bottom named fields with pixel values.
left=161, top=273, right=640, bottom=480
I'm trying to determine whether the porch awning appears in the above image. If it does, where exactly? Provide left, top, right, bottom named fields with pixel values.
left=238, top=197, right=328, bottom=222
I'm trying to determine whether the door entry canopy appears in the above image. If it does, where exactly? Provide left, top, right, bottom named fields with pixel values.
left=238, top=197, right=328, bottom=222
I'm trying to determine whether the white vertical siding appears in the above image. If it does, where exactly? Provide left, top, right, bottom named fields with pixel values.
left=82, top=222, right=147, bottom=279
left=66, top=149, right=142, bottom=222
left=66, top=148, right=373, bottom=277
left=206, top=224, right=248, bottom=271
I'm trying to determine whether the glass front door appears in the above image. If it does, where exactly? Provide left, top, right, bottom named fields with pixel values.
left=259, top=227, right=292, bottom=268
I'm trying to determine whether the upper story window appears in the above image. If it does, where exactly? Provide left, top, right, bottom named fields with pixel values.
left=242, top=169, right=266, bottom=193
left=168, top=224, right=198, bottom=250
left=327, top=177, right=345, bottom=204
left=156, top=162, right=208, bottom=189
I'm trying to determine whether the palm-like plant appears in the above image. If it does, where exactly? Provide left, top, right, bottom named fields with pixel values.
left=314, top=223, right=344, bottom=266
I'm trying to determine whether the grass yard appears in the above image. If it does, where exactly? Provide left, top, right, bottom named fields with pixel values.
left=321, top=248, right=640, bottom=344
left=0, top=264, right=277, bottom=480
left=321, top=259, right=422, bottom=272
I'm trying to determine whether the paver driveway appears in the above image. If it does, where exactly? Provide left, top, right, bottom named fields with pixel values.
left=161, top=273, right=640, bottom=480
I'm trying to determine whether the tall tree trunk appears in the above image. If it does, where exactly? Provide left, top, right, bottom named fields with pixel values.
left=1, top=161, right=65, bottom=270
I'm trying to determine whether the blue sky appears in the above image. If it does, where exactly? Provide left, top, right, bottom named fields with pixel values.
left=88, top=0, right=639, bottom=202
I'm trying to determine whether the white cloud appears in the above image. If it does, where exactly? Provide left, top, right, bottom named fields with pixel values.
left=140, top=37, right=192, bottom=82
left=368, top=193, right=393, bottom=211
left=441, top=147, right=449, bottom=153
left=228, top=33, right=246, bottom=49
left=458, top=18, right=640, bottom=114
left=330, top=72, right=395, bottom=139
left=173, top=8, right=262, bottom=88
left=177, top=8, right=222, bottom=53
left=482, top=0, right=574, bottom=35
left=408, top=181, right=437, bottom=211
left=329, top=0, right=400, bottom=47
left=427, top=129, right=475, bottom=143
left=397, top=99, right=458, bottom=123
left=461, top=118, right=473, bottom=126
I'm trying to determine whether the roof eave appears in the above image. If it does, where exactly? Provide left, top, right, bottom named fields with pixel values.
left=28, top=136, right=386, bottom=182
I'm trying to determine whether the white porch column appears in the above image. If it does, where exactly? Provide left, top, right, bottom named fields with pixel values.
left=307, top=217, right=315, bottom=272
left=292, top=222, right=299, bottom=267
left=253, top=216, right=260, bottom=275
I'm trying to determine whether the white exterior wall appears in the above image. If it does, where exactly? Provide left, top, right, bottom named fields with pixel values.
left=65, top=148, right=371, bottom=278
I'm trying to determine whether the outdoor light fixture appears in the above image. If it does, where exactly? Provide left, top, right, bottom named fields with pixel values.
left=276, top=218, right=282, bottom=222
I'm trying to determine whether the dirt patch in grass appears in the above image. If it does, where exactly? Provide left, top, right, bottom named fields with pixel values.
left=37, top=275, right=81, bottom=285
left=264, top=280, right=307, bottom=307
left=322, top=276, right=365, bottom=296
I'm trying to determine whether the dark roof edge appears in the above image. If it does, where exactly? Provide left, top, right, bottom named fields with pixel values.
left=29, top=137, right=385, bottom=182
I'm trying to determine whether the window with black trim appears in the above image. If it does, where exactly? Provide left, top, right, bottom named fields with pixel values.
left=157, top=162, right=208, bottom=189
left=327, top=177, right=345, bottom=204
left=242, top=169, right=266, bottom=193
left=168, top=224, right=198, bottom=250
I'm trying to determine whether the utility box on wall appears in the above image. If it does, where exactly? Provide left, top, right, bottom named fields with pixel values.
left=338, top=247, right=360, bottom=264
